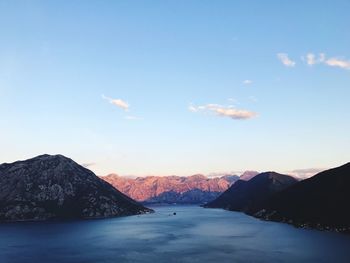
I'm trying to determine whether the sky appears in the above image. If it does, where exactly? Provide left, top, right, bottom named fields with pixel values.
left=0, top=0, right=349, bottom=177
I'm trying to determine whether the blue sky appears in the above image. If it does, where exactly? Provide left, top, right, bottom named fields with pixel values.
left=0, top=0, right=349, bottom=176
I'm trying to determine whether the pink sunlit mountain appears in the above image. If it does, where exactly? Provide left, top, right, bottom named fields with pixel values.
left=101, top=173, right=244, bottom=204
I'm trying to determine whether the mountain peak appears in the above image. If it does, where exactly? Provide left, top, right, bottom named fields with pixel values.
left=254, top=171, right=283, bottom=178
left=32, top=154, right=70, bottom=161
left=0, top=155, right=152, bottom=221
left=205, top=171, right=298, bottom=213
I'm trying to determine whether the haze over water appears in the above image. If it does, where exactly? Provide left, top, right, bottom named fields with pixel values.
left=1, top=206, right=350, bottom=263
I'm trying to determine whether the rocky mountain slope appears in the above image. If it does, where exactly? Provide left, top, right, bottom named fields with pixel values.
left=102, top=174, right=240, bottom=204
left=0, top=154, right=152, bottom=222
left=204, top=172, right=298, bottom=214
left=253, top=163, right=350, bottom=232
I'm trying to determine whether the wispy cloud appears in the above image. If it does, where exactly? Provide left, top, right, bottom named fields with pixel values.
left=189, top=103, right=256, bottom=120
left=302, top=53, right=350, bottom=70
left=228, top=98, right=239, bottom=105
left=302, top=53, right=325, bottom=66
left=277, top=53, right=296, bottom=67
left=188, top=105, right=199, bottom=112
left=124, top=115, right=141, bottom=120
left=305, top=53, right=316, bottom=65
left=81, top=162, right=96, bottom=168
left=325, top=57, right=350, bottom=70
left=248, top=96, right=258, bottom=103
left=243, top=80, right=253, bottom=85
left=102, top=94, right=129, bottom=111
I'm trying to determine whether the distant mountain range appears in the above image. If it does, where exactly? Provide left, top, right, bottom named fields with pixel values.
left=205, top=163, right=350, bottom=233
left=0, top=155, right=152, bottom=222
left=101, top=172, right=258, bottom=204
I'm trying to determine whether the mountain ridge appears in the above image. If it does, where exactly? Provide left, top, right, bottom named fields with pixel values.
left=101, top=173, right=245, bottom=204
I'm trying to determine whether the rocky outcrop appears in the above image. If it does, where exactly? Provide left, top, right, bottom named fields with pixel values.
left=204, top=172, right=298, bottom=214
left=0, top=154, right=152, bottom=222
left=253, top=163, right=350, bottom=233
left=101, top=173, right=240, bottom=204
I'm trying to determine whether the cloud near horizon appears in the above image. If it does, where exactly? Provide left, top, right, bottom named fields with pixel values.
left=277, top=53, right=296, bottom=67
left=287, top=167, right=326, bottom=179
left=189, top=103, right=256, bottom=120
left=102, top=94, right=129, bottom=111
left=243, top=80, right=253, bottom=85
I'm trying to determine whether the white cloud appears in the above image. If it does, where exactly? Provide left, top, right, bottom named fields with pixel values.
left=102, top=94, right=129, bottom=111
left=243, top=80, right=253, bottom=85
left=287, top=168, right=326, bottom=179
left=81, top=162, right=96, bottom=168
left=277, top=53, right=296, bottom=67
left=188, top=105, right=198, bottom=112
left=306, top=53, right=316, bottom=65
left=189, top=103, right=256, bottom=120
left=302, top=53, right=350, bottom=70
left=303, top=53, right=326, bottom=66
left=325, top=57, right=350, bottom=70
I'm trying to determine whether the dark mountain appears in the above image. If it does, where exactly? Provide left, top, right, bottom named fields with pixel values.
left=204, top=172, right=298, bottom=214
left=0, top=154, right=152, bottom=222
left=254, top=163, right=350, bottom=232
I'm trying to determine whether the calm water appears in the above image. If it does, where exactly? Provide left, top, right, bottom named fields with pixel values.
left=0, top=205, right=350, bottom=263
